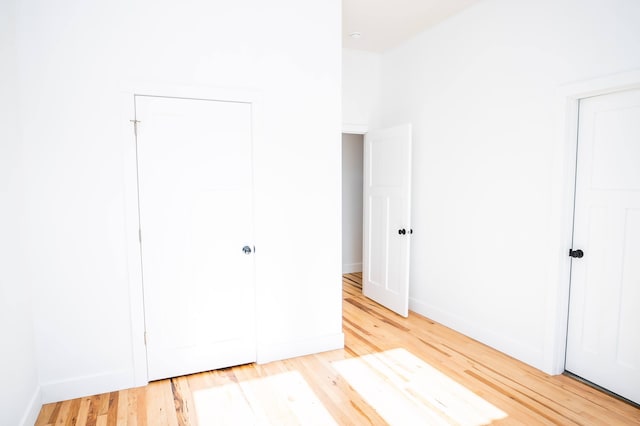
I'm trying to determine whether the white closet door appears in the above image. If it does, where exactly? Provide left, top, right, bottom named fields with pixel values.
left=566, top=88, right=640, bottom=404
left=135, top=95, right=255, bottom=381
left=363, top=124, right=412, bottom=317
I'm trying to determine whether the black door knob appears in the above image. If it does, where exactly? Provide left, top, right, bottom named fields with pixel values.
left=242, top=245, right=252, bottom=254
left=569, top=249, right=584, bottom=258
left=398, top=229, right=406, bottom=235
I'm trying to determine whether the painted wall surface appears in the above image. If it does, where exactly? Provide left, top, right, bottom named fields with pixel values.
left=15, top=0, right=342, bottom=403
left=0, top=1, right=41, bottom=424
left=342, top=48, right=381, bottom=129
left=342, top=133, right=364, bottom=273
left=378, top=0, right=640, bottom=373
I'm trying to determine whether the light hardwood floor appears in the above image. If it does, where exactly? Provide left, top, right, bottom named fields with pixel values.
left=36, top=272, right=640, bottom=425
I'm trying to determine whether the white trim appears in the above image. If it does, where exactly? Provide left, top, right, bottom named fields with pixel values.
left=40, top=370, right=133, bottom=404
left=342, top=262, right=362, bottom=273
left=256, top=333, right=345, bottom=365
left=545, top=68, right=640, bottom=375
left=19, top=386, right=41, bottom=426
left=121, top=84, right=263, bottom=387
left=122, top=83, right=259, bottom=105
left=342, top=123, right=368, bottom=134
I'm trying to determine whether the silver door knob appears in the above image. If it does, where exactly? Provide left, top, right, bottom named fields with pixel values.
left=242, top=245, right=252, bottom=254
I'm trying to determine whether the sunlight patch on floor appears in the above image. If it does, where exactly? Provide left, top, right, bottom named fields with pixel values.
left=333, top=348, right=508, bottom=425
left=192, top=370, right=337, bottom=425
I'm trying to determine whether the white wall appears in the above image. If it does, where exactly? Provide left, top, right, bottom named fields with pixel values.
left=341, top=47, right=378, bottom=270
left=15, top=0, right=342, bottom=403
left=0, top=1, right=41, bottom=424
left=342, top=134, right=364, bottom=273
left=378, top=0, right=640, bottom=373
left=342, top=48, right=381, bottom=130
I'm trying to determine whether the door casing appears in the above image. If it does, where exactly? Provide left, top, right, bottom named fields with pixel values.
left=547, top=70, right=640, bottom=376
left=565, top=88, right=640, bottom=403
left=135, top=94, right=256, bottom=381
left=123, top=85, right=261, bottom=386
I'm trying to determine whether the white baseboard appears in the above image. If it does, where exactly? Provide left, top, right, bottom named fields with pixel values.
left=409, top=297, right=546, bottom=373
left=342, top=263, right=362, bottom=274
left=257, top=333, right=344, bottom=365
left=20, top=385, right=42, bottom=426
left=40, top=369, right=135, bottom=404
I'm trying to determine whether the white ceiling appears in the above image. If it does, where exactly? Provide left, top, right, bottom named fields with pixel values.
left=343, top=0, right=482, bottom=52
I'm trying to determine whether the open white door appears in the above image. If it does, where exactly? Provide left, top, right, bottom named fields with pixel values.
left=135, top=95, right=256, bottom=381
left=566, top=88, right=640, bottom=404
left=363, top=124, right=412, bottom=317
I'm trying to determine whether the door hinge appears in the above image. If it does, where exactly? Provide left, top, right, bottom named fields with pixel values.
left=138, top=229, right=142, bottom=243
left=130, top=119, right=140, bottom=137
left=144, top=332, right=148, bottom=345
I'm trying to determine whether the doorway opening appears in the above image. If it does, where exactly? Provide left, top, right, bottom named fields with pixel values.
left=341, top=133, right=364, bottom=276
left=341, top=124, right=413, bottom=317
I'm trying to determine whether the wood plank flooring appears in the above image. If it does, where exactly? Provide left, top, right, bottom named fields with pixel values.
left=36, top=272, right=640, bottom=425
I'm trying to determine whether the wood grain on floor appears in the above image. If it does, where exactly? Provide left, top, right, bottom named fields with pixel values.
left=36, top=272, right=640, bottom=425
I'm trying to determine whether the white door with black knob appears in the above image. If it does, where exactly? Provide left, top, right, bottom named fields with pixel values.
left=566, top=88, right=640, bottom=404
left=363, top=124, right=412, bottom=317
left=135, top=95, right=256, bottom=381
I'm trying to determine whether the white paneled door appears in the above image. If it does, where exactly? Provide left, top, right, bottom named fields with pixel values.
left=363, top=124, right=412, bottom=317
left=135, top=95, right=256, bottom=381
left=566, top=88, right=640, bottom=404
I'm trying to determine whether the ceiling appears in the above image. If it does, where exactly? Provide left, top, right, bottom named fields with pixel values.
left=343, top=0, right=482, bottom=52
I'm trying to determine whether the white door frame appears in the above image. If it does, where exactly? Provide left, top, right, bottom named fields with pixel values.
left=545, top=69, right=640, bottom=375
left=341, top=125, right=367, bottom=284
left=122, top=85, right=261, bottom=387
left=341, top=125, right=368, bottom=283
left=342, top=124, right=413, bottom=317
